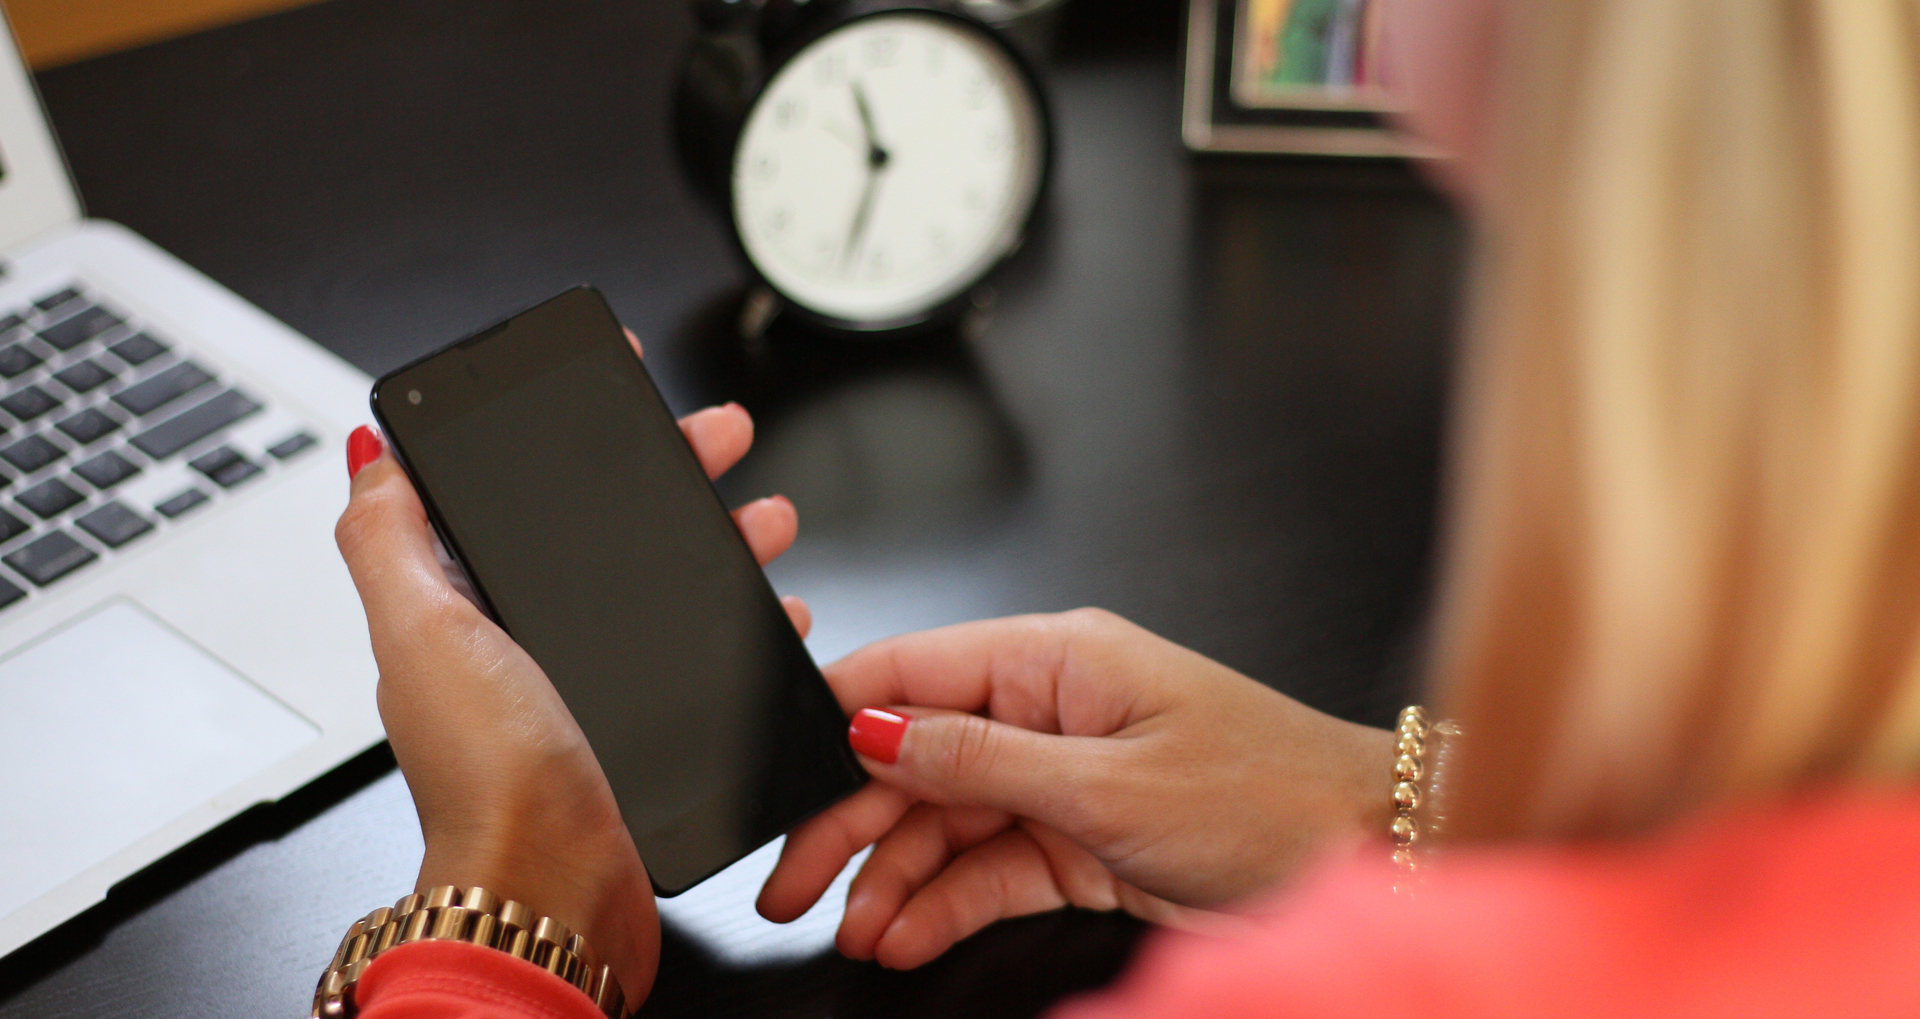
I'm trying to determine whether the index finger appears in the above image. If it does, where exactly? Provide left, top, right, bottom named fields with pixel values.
left=822, top=610, right=1160, bottom=738
left=822, top=616, right=1063, bottom=725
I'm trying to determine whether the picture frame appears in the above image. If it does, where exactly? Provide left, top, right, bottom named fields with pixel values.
left=1181, top=0, right=1431, bottom=158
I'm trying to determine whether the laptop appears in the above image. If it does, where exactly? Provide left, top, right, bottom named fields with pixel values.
left=0, top=8, right=380, bottom=957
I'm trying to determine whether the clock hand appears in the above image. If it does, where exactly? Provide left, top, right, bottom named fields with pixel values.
left=842, top=167, right=885, bottom=270
left=822, top=120, right=865, bottom=154
left=842, top=80, right=892, bottom=270
left=851, top=81, right=890, bottom=168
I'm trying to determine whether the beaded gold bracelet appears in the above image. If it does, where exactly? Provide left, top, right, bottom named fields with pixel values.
left=312, top=885, right=624, bottom=1018
left=1390, top=705, right=1458, bottom=878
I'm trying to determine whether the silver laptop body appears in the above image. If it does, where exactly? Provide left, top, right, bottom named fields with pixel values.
left=0, top=8, right=381, bottom=957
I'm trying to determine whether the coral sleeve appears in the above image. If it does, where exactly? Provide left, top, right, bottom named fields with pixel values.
left=355, top=939, right=604, bottom=1019
left=1052, top=790, right=1920, bottom=1019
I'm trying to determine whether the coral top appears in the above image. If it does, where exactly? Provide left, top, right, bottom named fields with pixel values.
left=358, top=788, right=1920, bottom=1019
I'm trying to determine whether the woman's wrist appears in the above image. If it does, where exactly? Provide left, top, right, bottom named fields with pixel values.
left=416, top=811, right=658, bottom=1005
left=420, top=831, right=624, bottom=936
left=417, top=840, right=606, bottom=936
left=1331, top=721, right=1401, bottom=838
left=409, top=738, right=629, bottom=941
left=1244, top=715, right=1399, bottom=896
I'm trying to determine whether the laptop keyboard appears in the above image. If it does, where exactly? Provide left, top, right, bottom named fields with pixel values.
left=0, top=284, right=317, bottom=609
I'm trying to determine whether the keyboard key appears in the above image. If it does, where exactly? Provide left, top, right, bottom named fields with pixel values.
left=155, top=488, right=208, bottom=518
left=0, top=509, right=29, bottom=543
left=76, top=501, right=152, bottom=548
left=1, top=385, right=61, bottom=422
left=113, top=362, right=213, bottom=417
left=109, top=333, right=168, bottom=366
left=131, top=389, right=261, bottom=460
left=0, top=344, right=43, bottom=379
left=268, top=431, right=317, bottom=460
left=4, top=530, right=95, bottom=586
left=32, top=288, right=80, bottom=312
left=1, top=434, right=64, bottom=473
left=17, top=478, right=82, bottom=519
left=74, top=450, right=139, bottom=490
left=0, top=315, right=22, bottom=335
left=53, top=359, right=115, bottom=393
left=55, top=408, right=119, bottom=445
left=189, top=445, right=261, bottom=488
left=39, top=305, right=121, bottom=351
left=0, top=574, right=24, bottom=610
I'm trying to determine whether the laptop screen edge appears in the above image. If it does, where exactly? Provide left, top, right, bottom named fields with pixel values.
left=0, top=2, right=81, bottom=254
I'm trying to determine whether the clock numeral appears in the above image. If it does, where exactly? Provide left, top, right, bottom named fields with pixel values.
left=815, top=52, right=849, bottom=85
left=773, top=96, right=806, bottom=129
left=864, top=34, right=899, bottom=67
left=768, top=208, right=791, bottom=234
left=963, top=76, right=989, bottom=109
left=929, top=226, right=953, bottom=256
left=750, top=153, right=778, bottom=184
left=984, top=128, right=1011, bottom=156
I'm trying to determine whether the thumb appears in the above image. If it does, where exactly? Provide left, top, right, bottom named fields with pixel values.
left=848, top=707, right=1108, bottom=835
left=333, top=426, right=468, bottom=638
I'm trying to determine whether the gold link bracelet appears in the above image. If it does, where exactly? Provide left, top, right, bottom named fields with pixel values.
left=312, top=885, right=624, bottom=1018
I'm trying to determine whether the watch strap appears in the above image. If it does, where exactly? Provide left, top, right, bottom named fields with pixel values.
left=312, top=885, right=624, bottom=1018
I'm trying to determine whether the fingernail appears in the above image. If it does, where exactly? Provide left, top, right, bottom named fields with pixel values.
left=849, top=708, right=908, bottom=764
left=346, top=425, right=383, bottom=480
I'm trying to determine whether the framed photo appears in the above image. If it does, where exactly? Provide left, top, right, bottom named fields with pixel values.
left=1182, top=0, right=1431, bottom=157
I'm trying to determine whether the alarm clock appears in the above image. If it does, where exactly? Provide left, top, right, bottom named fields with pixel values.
left=676, top=0, right=1053, bottom=334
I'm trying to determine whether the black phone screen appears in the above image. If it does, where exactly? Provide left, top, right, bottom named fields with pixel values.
left=371, top=286, right=864, bottom=895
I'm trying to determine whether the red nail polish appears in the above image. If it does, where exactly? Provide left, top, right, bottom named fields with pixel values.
left=849, top=708, right=908, bottom=764
left=346, top=425, right=383, bottom=480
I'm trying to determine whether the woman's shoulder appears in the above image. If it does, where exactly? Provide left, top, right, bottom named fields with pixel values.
left=1057, top=787, right=1920, bottom=1019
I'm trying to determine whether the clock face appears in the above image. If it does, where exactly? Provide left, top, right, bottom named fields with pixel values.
left=732, top=12, right=1045, bottom=325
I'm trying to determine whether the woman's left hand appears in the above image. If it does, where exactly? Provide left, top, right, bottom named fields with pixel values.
left=757, top=611, right=1393, bottom=970
left=334, top=378, right=806, bottom=1007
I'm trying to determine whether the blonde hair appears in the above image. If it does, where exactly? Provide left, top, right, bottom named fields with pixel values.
left=1431, top=0, right=1920, bottom=837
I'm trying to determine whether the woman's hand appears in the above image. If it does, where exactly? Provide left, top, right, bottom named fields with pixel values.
left=334, top=375, right=806, bottom=1006
left=758, top=609, right=1394, bottom=970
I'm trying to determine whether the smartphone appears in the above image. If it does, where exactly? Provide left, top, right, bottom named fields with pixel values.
left=370, top=286, right=865, bottom=895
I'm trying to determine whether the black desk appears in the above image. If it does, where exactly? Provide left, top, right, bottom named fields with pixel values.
left=0, top=1, right=1461, bottom=1015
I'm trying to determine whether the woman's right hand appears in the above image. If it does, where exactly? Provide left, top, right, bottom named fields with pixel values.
left=757, top=609, right=1395, bottom=970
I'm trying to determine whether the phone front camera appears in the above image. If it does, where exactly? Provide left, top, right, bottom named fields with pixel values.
left=407, top=389, right=422, bottom=405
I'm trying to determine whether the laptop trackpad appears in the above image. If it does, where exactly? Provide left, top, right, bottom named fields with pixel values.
left=0, top=600, right=319, bottom=919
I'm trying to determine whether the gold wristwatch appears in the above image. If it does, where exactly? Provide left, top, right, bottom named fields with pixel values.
left=312, top=885, right=625, bottom=1018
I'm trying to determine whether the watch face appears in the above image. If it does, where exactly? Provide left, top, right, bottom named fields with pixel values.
left=732, top=11, right=1045, bottom=326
